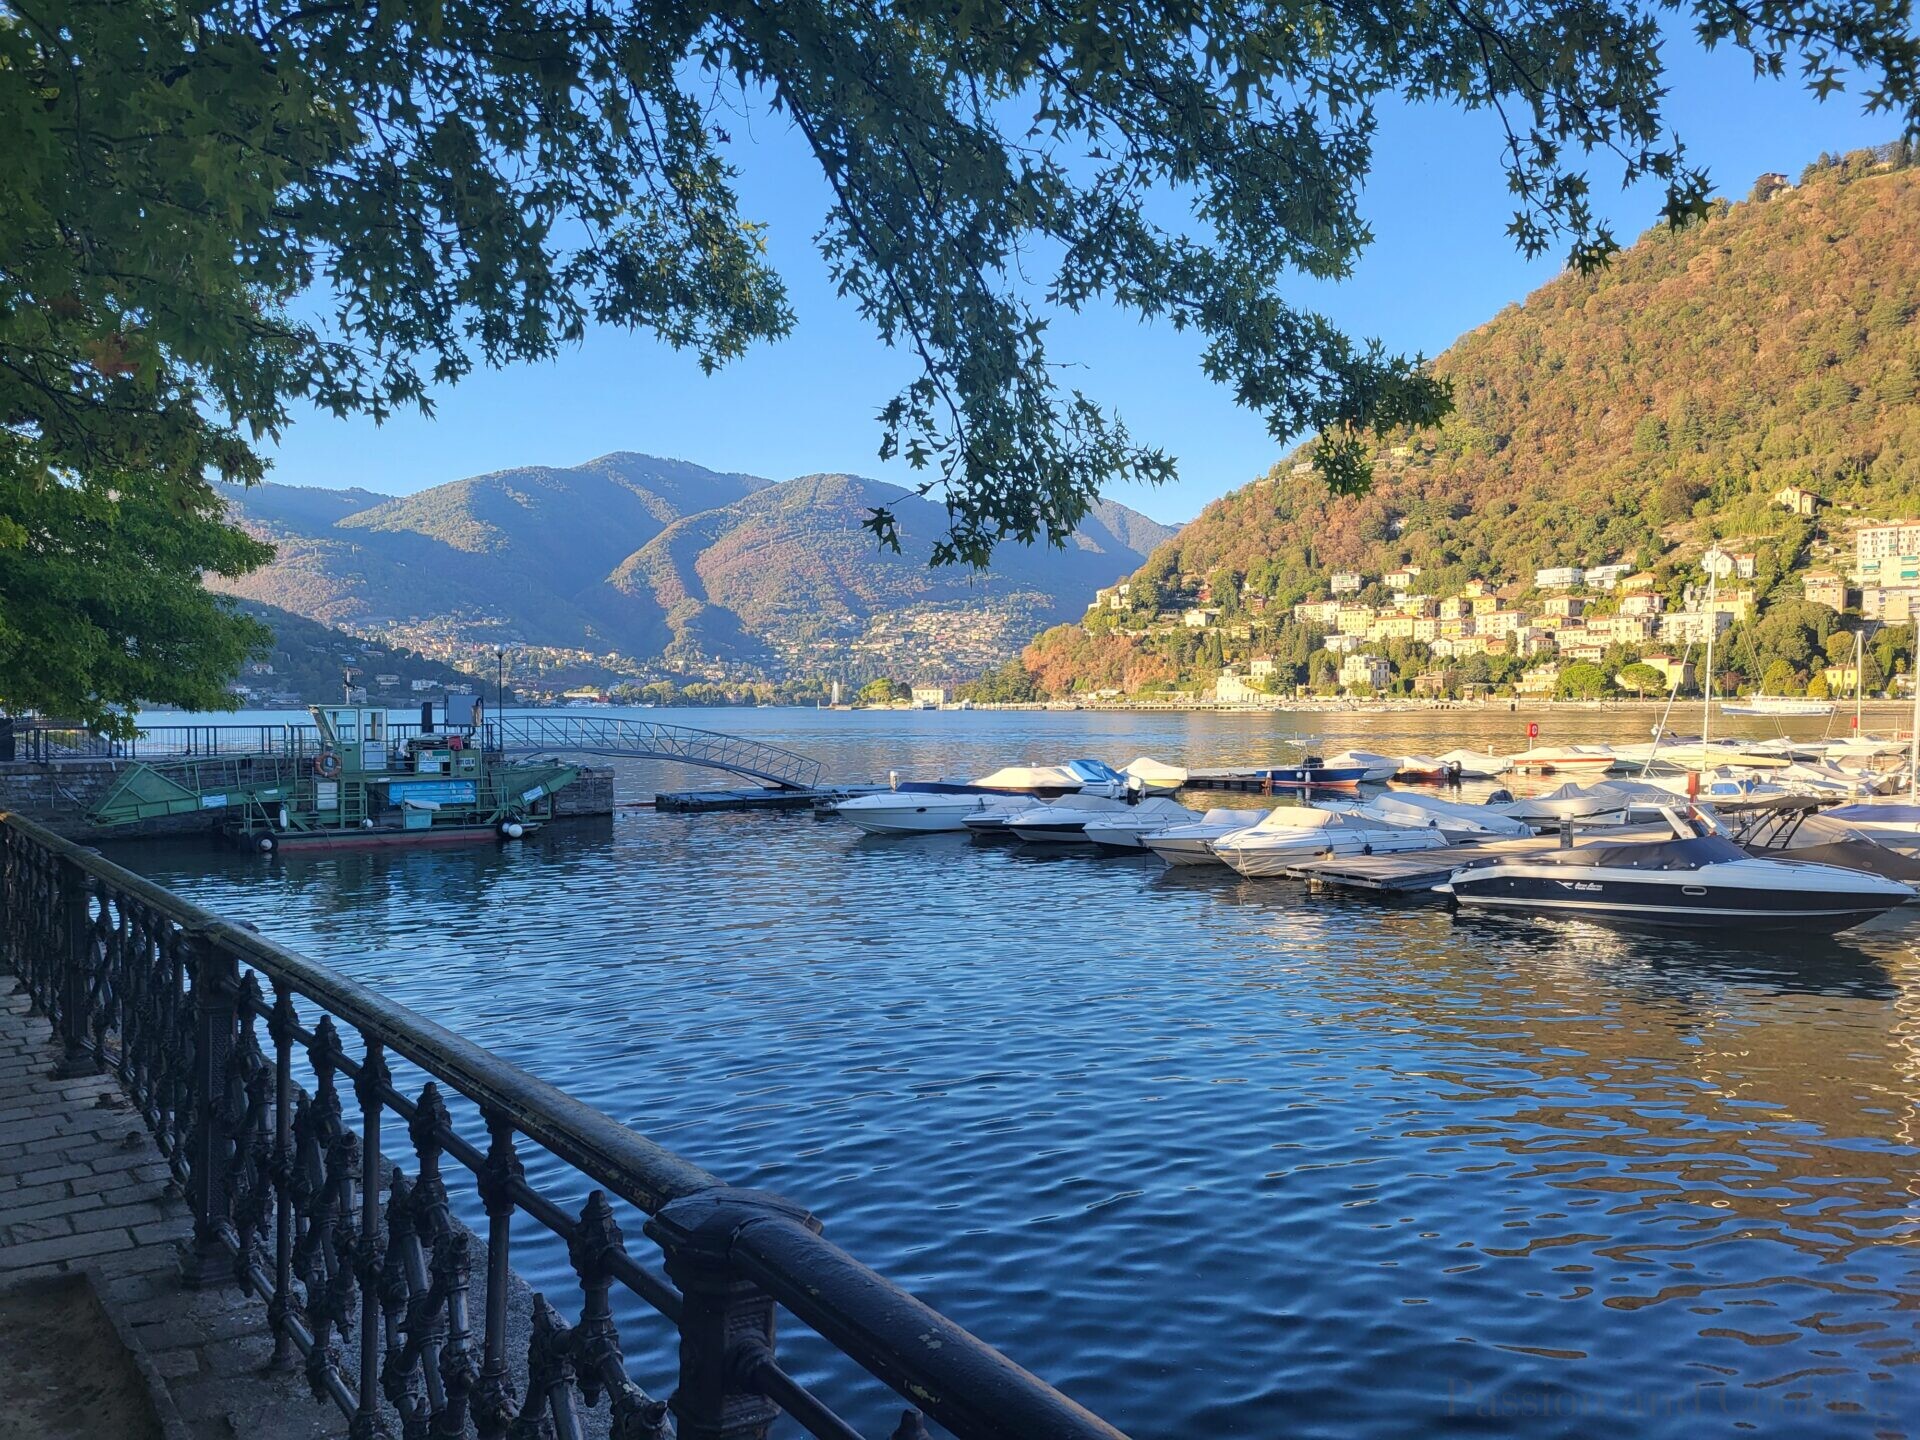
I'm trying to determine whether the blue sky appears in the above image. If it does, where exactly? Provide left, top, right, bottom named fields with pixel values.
left=263, top=38, right=1898, bottom=526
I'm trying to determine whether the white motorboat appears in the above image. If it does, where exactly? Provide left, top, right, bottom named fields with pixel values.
left=1434, top=747, right=1512, bottom=779
left=1819, top=800, right=1920, bottom=854
left=966, top=758, right=1133, bottom=796
left=1719, top=696, right=1835, bottom=717
left=1349, top=791, right=1533, bottom=840
left=1118, top=757, right=1189, bottom=796
left=1498, top=781, right=1644, bottom=826
left=1142, top=808, right=1268, bottom=867
left=1008, top=794, right=1170, bottom=845
left=1326, top=749, right=1401, bottom=782
left=961, top=798, right=1045, bottom=836
left=1738, top=807, right=1920, bottom=888
left=1507, top=744, right=1620, bottom=773
left=1438, top=807, right=1913, bottom=932
left=1081, top=799, right=1207, bottom=850
left=1210, top=806, right=1450, bottom=878
left=836, top=792, right=1040, bottom=836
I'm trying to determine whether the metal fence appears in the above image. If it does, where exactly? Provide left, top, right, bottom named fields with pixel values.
left=0, top=812, right=1125, bottom=1440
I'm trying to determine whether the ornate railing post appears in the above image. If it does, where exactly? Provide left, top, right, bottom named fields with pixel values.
left=182, top=928, right=239, bottom=1287
left=268, top=979, right=299, bottom=1370
left=474, top=1112, right=523, bottom=1439
left=51, top=856, right=98, bottom=1077
left=646, top=1188, right=819, bottom=1440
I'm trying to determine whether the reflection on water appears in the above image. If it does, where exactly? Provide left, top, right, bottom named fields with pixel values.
left=109, top=709, right=1920, bottom=1438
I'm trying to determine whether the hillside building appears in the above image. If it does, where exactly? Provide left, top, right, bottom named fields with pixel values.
left=1658, top=610, right=1734, bottom=644
left=1620, top=591, right=1666, bottom=617
left=1585, top=563, right=1633, bottom=590
left=1855, top=522, right=1920, bottom=573
left=1384, top=565, right=1423, bottom=589
left=1339, top=653, right=1392, bottom=692
left=1535, top=565, right=1584, bottom=589
left=1544, top=595, right=1586, bottom=619
left=1248, top=657, right=1278, bottom=680
left=1335, top=605, right=1374, bottom=636
left=1773, top=485, right=1822, bottom=516
left=1862, top=586, right=1920, bottom=624
left=1213, top=671, right=1266, bottom=705
left=1640, top=654, right=1694, bottom=691
left=1330, top=571, right=1366, bottom=596
left=1801, top=570, right=1848, bottom=610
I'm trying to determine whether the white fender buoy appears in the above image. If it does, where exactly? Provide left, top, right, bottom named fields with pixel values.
left=258, top=836, right=275, bottom=853
left=499, top=820, right=525, bottom=840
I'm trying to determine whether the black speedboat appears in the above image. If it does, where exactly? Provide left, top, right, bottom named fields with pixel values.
left=1436, top=808, right=1913, bottom=933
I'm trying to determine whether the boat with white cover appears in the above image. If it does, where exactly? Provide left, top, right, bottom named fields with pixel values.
left=1081, top=799, right=1207, bottom=850
left=1327, top=750, right=1401, bottom=782
left=1008, top=794, right=1161, bottom=844
left=1434, top=748, right=1511, bottom=779
left=1142, top=809, right=1268, bottom=866
left=836, top=791, right=1040, bottom=836
left=1210, top=807, right=1451, bottom=878
left=1507, top=744, right=1619, bottom=773
left=1118, top=757, right=1189, bottom=796
left=1438, top=806, right=1913, bottom=932
left=1819, top=801, right=1920, bottom=854
left=1344, top=791, right=1533, bottom=840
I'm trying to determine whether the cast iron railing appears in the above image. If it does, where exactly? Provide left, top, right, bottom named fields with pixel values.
left=0, top=812, right=1124, bottom=1440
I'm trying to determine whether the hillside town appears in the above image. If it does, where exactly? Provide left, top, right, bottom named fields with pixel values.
left=1074, top=512, right=1920, bottom=705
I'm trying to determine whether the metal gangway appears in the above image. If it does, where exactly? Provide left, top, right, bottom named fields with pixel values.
left=486, top=714, right=823, bottom=790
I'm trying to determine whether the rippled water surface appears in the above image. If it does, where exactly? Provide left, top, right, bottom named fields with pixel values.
left=115, top=708, right=1920, bottom=1437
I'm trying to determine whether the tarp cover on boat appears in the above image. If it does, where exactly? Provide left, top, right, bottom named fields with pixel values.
left=1520, top=835, right=1748, bottom=871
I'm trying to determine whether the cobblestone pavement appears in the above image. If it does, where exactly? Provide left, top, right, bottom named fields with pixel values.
left=0, top=985, right=337, bottom=1439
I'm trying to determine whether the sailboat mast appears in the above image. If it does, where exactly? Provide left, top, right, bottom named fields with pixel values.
left=1855, top=629, right=1864, bottom=736
left=1700, top=557, right=1717, bottom=766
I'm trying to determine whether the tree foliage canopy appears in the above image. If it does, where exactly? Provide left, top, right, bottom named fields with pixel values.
left=4, top=1, right=1918, bottom=721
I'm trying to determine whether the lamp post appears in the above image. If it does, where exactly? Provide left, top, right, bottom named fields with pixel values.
left=495, top=648, right=505, bottom=717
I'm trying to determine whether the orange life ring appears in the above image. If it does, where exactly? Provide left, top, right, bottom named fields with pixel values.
left=313, top=749, right=342, bottom=779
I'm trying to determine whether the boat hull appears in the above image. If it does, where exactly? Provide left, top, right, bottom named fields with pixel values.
left=839, top=798, right=1004, bottom=834
left=1252, top=767, right=1367, bottom=790
left=1444, top=867, right=1906, bottom=932
left=1146, top=835, right=1236, bottom=866
left=1008, top=820, right=1096, bottom=844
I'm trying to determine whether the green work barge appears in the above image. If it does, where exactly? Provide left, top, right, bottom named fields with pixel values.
left=89, top=699, right=580, bottom=851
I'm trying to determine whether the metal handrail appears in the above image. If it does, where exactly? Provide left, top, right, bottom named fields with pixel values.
left=8, top=717, right=824, bottom=790
left=488, top=715, right=824, bottom=789
left=0, top=811, right=1125, bottom=1440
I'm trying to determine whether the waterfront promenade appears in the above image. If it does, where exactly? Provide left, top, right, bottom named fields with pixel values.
left=0, top=983, right=330, bottom=1438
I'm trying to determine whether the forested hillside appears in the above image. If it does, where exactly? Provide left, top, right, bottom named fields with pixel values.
left=1025, top=144, right=1920, bottom=696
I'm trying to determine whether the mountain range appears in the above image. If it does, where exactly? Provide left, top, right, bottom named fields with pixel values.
left=212, top=456, right=1177, bottom=682
left=1023, top=142, right=1920, bottom=694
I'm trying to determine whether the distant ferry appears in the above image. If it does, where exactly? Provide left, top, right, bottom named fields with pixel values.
left=1719, top=697, right=1835, bottom=717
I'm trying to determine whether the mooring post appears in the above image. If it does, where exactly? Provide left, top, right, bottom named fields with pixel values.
left=51, top=856, right=97, bottom=1077
left=182, top=928, right=240, bottom=1287
left=647, top=1188, right=818, bottom=1440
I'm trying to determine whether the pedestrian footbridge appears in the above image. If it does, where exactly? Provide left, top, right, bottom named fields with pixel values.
left=488, top=715, right=823, bottom=790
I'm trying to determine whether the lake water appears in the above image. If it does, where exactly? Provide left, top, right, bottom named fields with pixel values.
left=110, top=707, right=1920, bottom=1438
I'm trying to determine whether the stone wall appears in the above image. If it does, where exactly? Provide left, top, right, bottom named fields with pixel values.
left=552, top=767, right=615, bottom=819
